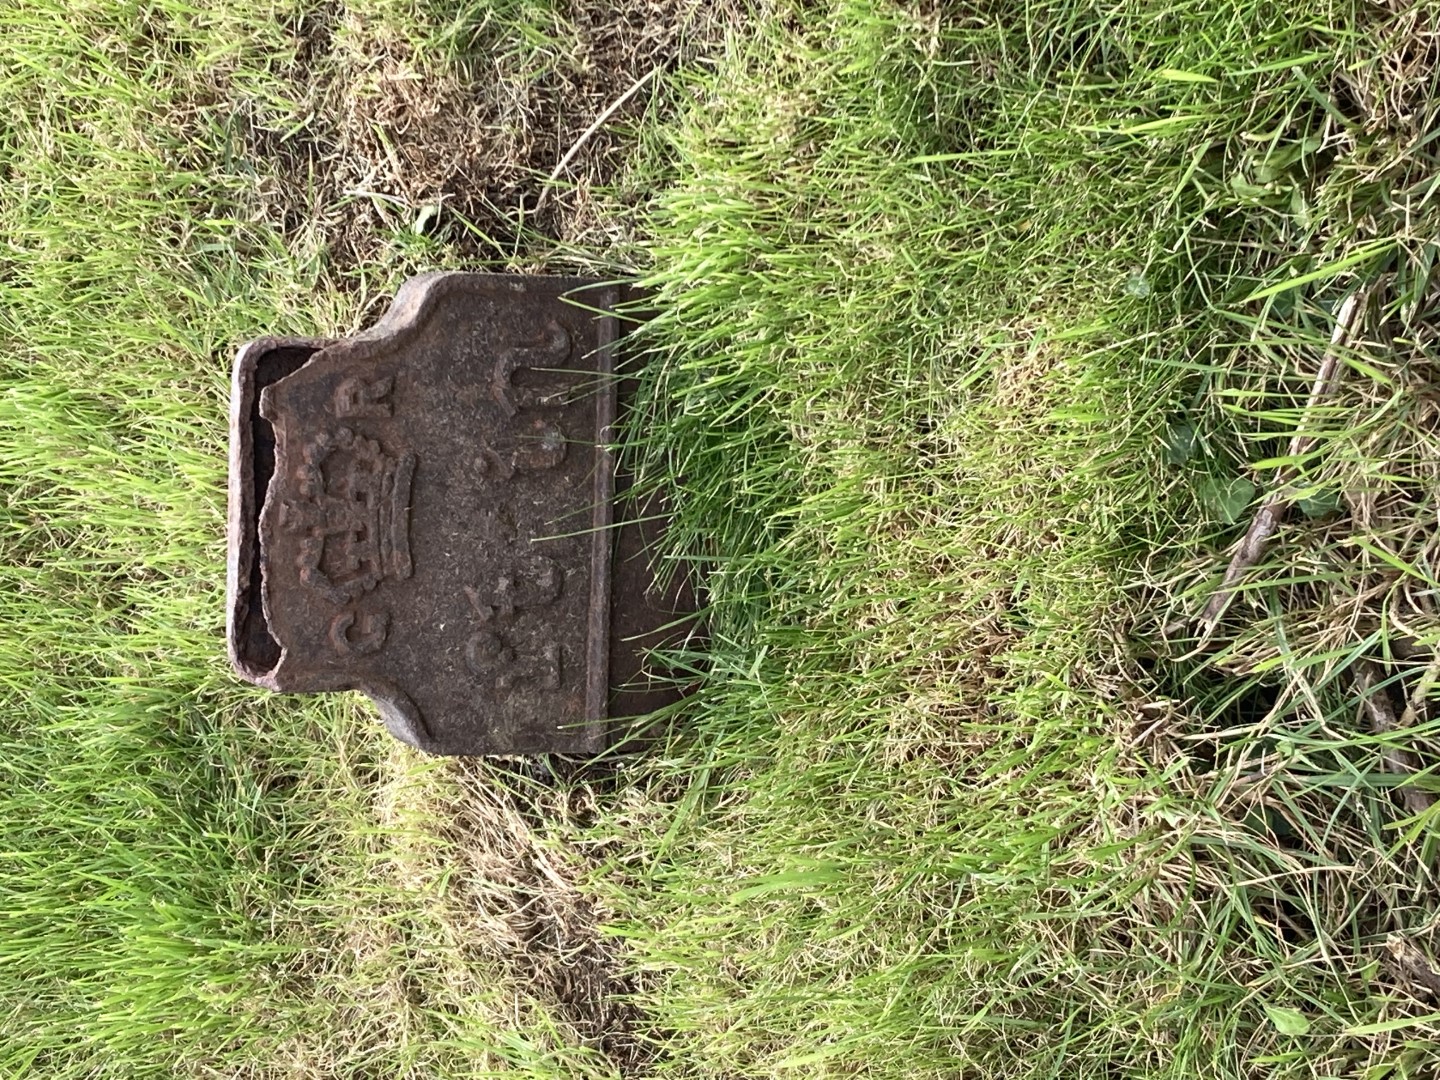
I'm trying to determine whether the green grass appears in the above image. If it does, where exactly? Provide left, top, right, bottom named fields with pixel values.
left=4, top=0, right=1440, bottom=1077
left=607, top=1, right=1440, bottom=1075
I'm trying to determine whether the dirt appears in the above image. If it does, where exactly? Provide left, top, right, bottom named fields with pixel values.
left=239, top=0, right=744, bottom=309
left=442, top=757, right=658, bottom=1071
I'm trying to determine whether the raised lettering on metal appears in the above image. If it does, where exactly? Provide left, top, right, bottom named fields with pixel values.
left=226, top=273, right=694, bottom=756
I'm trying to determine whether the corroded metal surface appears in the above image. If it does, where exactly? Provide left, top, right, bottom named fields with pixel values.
left=226, top=272, right=689, bottom=755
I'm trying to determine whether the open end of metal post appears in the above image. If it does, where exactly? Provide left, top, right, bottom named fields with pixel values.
left=229, top=340, right=324, bottom=683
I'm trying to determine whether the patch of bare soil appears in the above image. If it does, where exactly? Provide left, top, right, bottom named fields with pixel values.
left=440, top=759, right=655, bottom=1071
left=241, top=0, right=743, bottom=304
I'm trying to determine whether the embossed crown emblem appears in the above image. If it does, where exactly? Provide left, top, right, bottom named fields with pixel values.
left=280, top=425, right=415, bottom=605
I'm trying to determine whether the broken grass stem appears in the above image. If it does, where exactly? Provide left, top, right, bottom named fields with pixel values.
left=536, top=66, right=662, bottom=211
left=1354, top=660, right=1435, bottom=817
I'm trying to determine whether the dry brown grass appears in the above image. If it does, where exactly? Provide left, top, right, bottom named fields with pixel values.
left=231, top=0, right=746, bottom=301
left=441, top=760, right=653, bottom=1067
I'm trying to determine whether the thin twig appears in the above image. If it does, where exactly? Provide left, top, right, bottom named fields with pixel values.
left=535, top=66, right=662, bottom=211
left=1196, top=286, right=1371, bottom=637
left=1355, top=659, right=1436, bottom=817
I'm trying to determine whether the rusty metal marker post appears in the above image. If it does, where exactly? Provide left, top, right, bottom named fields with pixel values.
left=226, top=272, right=690, bottom=755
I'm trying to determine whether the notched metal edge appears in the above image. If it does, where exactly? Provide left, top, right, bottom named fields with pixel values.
left=315, top=270, right=625, bottom=369
left=226, top=335, right=329, bottom=689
